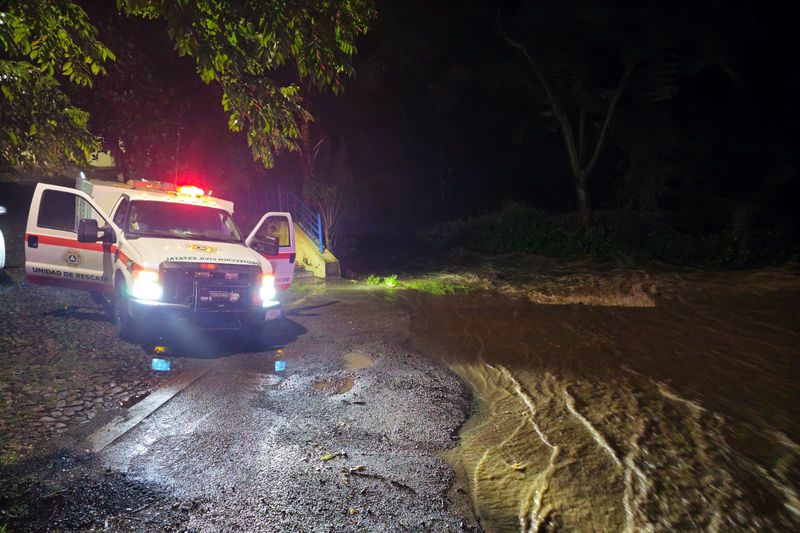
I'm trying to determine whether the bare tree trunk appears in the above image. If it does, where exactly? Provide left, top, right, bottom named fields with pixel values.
left=299, top=118, right=313, bottom=198
left=575, top=170, right=591, bottom=227
left=498, top=21, right=634, bottom=230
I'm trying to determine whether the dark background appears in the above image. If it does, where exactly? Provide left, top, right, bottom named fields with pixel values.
left=69, top=0, right=800, bottom=259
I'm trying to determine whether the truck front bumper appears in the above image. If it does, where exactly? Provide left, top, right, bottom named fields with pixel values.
left=128, top=298, right=281, bottom=330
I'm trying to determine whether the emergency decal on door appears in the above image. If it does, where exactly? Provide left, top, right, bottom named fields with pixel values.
left=62, top=249, right=83, bottom=267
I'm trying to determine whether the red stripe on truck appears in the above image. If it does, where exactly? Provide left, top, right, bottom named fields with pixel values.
left=115, top=249, right=141, bottom=271
left=28, top=233, right=109, bottom=252
left=27, top=233, right=143, bottom=271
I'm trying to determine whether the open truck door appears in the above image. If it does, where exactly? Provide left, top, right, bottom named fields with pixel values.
left=246, top=212, right=296, bottom=290
left=25, top=183, right=117, bottom=295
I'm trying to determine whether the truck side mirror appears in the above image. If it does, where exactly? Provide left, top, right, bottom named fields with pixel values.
left=100, top=225, right=117, bottom=244
left=77, top=219, right=100, bottom=243
left=78, top=219, right=117, bottom=244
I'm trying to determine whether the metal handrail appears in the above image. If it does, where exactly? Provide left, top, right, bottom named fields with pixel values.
left=274, top=185, right=325, bottom=254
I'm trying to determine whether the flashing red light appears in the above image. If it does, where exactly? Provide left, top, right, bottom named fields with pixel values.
left=177, top=185, right=205, bottom=197
left=199, top=263, right=217, bottom=270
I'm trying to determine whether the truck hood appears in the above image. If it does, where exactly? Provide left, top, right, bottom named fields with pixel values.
left=126, top=237, right=269, bottom=272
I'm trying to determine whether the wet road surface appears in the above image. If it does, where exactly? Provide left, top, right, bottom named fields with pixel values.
left=87, top=287, right=475, bottom=531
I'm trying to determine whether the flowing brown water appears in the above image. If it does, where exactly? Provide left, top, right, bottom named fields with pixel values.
left=407, top=268, right=800, bottom=531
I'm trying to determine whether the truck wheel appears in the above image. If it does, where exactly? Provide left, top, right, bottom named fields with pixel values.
left=113, top=280, right=140, bottom=341
left=90, top=291, right=110, bottom=307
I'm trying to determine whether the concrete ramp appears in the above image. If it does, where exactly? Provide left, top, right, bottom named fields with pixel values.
left=294, top=223, right=340, bottom=278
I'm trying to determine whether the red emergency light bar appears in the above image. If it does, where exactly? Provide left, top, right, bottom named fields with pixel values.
left=128, top=179, right=176, bottom=192
left=177, top=185, right=205, bottom=197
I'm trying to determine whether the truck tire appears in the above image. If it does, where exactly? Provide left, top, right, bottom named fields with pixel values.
left=113, top=280, right=140, bottom=341
left=90, top=291, right=110, bottom=307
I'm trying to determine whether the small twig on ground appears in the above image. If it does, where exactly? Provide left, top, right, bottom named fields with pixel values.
left=130, top=500, right=156, bottom=514
left=341, top=399, right=366, bottom=405
left=343, top=467, right=417, bottom=495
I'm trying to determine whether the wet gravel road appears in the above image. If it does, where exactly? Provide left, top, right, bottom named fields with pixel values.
left=103, top=287, right=476, bottom=531
left=1, top=284, right=478, bottom=532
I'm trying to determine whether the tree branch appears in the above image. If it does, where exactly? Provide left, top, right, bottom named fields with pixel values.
left=585, top=65, right=634, bottom=176
left=497, top=18, right=580, bottom=177
left=578, top=103, right=586, bottom=166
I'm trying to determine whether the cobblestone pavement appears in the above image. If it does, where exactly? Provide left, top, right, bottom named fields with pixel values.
left=0, top=266, right=174, bottom=461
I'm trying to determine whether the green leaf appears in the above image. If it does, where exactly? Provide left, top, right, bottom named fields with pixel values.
left=114, top=0, right=375, bottom=169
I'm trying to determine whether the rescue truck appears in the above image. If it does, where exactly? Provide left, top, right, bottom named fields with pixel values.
left=24, top=174, right=296, bottom=338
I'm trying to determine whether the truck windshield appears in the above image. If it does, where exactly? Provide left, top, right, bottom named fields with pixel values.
left=125, top=201, right=243, bottom=242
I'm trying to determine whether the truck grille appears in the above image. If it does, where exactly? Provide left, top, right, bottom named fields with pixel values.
left=160, top=262, right=260, bottom=309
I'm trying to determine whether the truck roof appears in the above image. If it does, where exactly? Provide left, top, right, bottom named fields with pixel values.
left=78, top=176, right=235, bottom=215
left=122, top=188, right=233, bottom=210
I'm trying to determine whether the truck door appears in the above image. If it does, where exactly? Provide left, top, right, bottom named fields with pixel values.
left=246, top=212, right=296, bottom=290
left=25, top=183, right=116, bottom=294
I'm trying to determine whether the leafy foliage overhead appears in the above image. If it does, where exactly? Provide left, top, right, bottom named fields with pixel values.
left=0, top=1, right=115, bottom=171
left=118, top=0, right=375, bottom=168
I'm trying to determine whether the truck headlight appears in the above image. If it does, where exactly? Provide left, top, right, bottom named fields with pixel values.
left=260, top=274, right=276, bottom=305
left=130, top=270, right=162, bottom=301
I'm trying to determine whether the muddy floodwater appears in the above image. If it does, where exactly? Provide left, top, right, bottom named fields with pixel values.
left=407, top=268, right=800, bottom=531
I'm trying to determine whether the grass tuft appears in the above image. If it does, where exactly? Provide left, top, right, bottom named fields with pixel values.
left=403, top=279, right=474, bottom=295
left=364, top=274, right=382, bottom=286
left=363, top=274, right=474, bottom=295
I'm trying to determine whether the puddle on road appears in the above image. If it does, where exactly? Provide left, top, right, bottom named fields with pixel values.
left=312, top=376, right=355, bottom=395
left=342, top=352, right=374, bottom=370
left=407, top=271, right=800, bottom=532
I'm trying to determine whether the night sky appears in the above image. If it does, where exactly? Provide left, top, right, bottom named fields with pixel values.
left=74, top=0, right=800, bottom=238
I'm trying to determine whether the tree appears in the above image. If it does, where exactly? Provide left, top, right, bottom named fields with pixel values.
left=75, top=7, right=197, bottom=182
left=0, top=1, right=115, bottom=172
left=118, top=0, right=375, bottom=177
left=498, top=2, right=684, bottom=227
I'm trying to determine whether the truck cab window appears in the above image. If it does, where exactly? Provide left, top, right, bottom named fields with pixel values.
left=255, top=216, right=290, bottom=246
left=112, top=198, right=129, bottom=228
left=126, top=201, right=243, bottom=242
left=37, top=189, right=102, bottom=232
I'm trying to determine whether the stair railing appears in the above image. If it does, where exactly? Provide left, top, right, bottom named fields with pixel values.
left=274, top=184, right=325, bottom=254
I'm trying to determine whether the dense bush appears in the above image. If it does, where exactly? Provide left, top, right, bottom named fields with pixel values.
left=419, top=202, right=795, bottom=268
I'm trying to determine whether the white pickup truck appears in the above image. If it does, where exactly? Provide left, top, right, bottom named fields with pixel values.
left=24, top=175, right=296, bottom=339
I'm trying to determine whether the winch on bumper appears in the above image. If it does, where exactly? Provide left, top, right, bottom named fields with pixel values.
left=128, top=262, right=281, bottom=330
